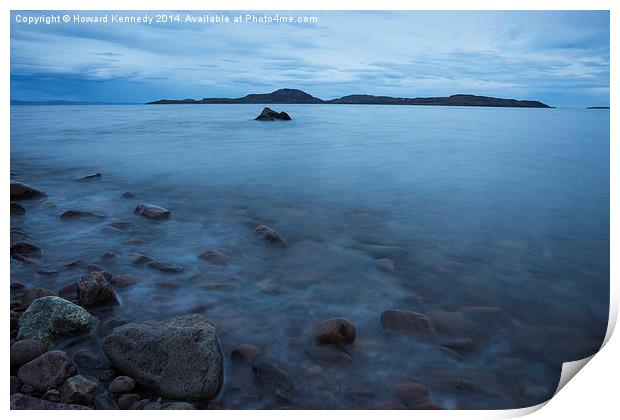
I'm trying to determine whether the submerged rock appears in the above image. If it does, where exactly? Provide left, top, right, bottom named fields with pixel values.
left=17, top=351, right=76, bottom=392
left=230, top=343, right=262, bottom=364
left=17, top=296, right=97, bottom=344
left=380, top=309, right=435, bottom=335
left=440, top=338, right=476, bottom=354
left=11, top=393, right=91, bottom=410
left=311, top=317, right=356, bottom=345
left=60, top=210, right=105, bottom=220
left=134, top=203, right=170, bottom=220
left=254, top=224, right=287, bottom=245
left=428, top=310, right=475, bottom=334
left=252, top=359, right=296, bottom=396
left=110, top=275, right=141, bottom=288
left=304, top=345, right=353, bottom=365
left=199, top=249, right=230, bottom=265
left=103, top=314, right=223, bottom=400
left=11, top=202, right=26, bottom=215
left=11, top=182, right=45, bottom=200
left=147, top=260, right=184, bottom=273
left=78, top=271, right=118, bottom=307
left=390, top=380, right=430, bottom=404
left=77, top=172, right=102, bottom=181
left=255, top=107, right=292, bottom=121
left=10, top=241, right=42, bottom=262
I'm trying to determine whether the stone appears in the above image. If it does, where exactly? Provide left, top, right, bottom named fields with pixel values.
left=429, top=310, right=475, bottom=333
left=17, top=296, right=96, bottom=344
left=231, top=343, right=262, bottom=364
left=122, top=192, right=136, bottom=199
left=440, top=338, right=476, bottom=354
left=129, top=399, right=151, bottom=410
left=103, top=314, right=223, bottom=400
left=17, top=350, right=76, bottom=392
left=254, top=224, right=287, bottom=245
left=11, top=202, right=26, bottom=215
left=252, top=359, right=296, bottom=396
left=42, top=388, right=61, bottom=402
left=199, top=249, right=229, bottom=265
left=111, top=275, right=141, bottom=288
left=20, top=384, right=34, bottom=394
left=11, top=393, right=91, bottom=410
left=60, top=210, right=105, bottom=220
left=10, top=339, right=47, bottom=366
left=58, top=282, right=79, bottom=302
left=304, top=345, right=353, bottom=365
left=311, top=317, right=356, bottom=345
left=380, top=309, right=435, bottom=335
left=413, top=401, right=445, bottom=409
left=143, top=401, right=162, bottom=410
left=390, top=380, right=430, bottom=403
left=101, top=251, right=116, bottom=260
left=10, top=376, right=21, bottom=394
left=11, top=242, right=42, bottom=262
left=77, top=172, right=101, bottom=180
left=255, top=107, right=292, bottom=121
left=370, top=401, right=407, bottom=409
left=11, top=182, right=45, bottom=200
left=162, top=402, right=195, bottom=409
left=77, top=271, right=118, bottom=307
left=109, top=376, right=136, bottom=393
left=60, top=375, right=99, bottom=404
left=20, top=287, right=57, bottom=309
left=376, top=258, right=395, bottom=272
left=134, top=203, right=170, bottom=220
left=147, top=260, right=184, bottom=273
left=117, top=393, right=141, bottom=410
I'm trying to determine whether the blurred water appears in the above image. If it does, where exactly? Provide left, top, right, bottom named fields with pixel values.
left=10, top=104, right=609, bottom=409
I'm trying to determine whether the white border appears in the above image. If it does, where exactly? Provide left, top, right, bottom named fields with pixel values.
left=3, top=1, right=617, bottom=419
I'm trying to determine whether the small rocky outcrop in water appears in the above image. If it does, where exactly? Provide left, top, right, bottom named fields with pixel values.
left=255, top=107, right=292, bottom=121
left=10, top=182, right=46, bottom=200
left=380, top=309, right=435, bottom=335
left=254, top=224, right=287, bottom=245
left=76, top=173, right=102, bottom=181
left=60, top=210, right=105, bottom=220
left=17, top=296, right=97, bottom=344
left=311, top=317, right=356, bottom=345
left=103, top=314, right=223, bottom=400
left=133, top=203, right=171, bottom=220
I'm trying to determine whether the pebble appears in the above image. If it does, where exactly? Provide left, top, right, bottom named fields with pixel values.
left=109, top=376, right=136, bottom=393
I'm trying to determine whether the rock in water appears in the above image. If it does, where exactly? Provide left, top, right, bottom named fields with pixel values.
left=77, top=172, right=102, bottom=181
left=17, top=351, right=76, bottom=392
left=254, top=224, right=287, bottom=245
left=134, top=203, right=171, bottom=220
left=311, top=317, right=356, bottom=345
left=60, top=210, right=105, bottom=220
left=380, top=309, right=435, bottom=335
left=252, top=359, right=296, bottom=398
left=103, top=314, right=223, bottom=400
left=199, top=249, right=229, bottom=265
left=77, top=271, right=118, bottom=307
left=10, top=182, right=46, bottom=200
left=17, top=296, right=96, bottom=344
left=11, top=202, right=26, bottom=215
left=255, top=107, right=292, bottom=121
left=11, top=393, right=91, bottom=410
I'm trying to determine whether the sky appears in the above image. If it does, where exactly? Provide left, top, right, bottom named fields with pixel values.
left=10, top=10, right=610, bottom=107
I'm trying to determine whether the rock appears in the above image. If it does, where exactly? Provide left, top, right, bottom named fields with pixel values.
left=162, top=402, right=195, bottom=409
left=255, top=107, right=292, bottom=121
left=60, top=210, right=105, bottom=220
left=252, top=359, right=296, bottom=397
left=117, top=393, right=141, bottom=410
left=390, top=380, right=429, bottom=403
left=304, top=345, right=353, bottom=365
left=58, top=282, right=79, bottom=302
left=147, top=260, right=184, bottom=273
left=73, top=350, right=107, bottom=369
left=10, top=376, right=21, bottom=394
left=11, top=242, right=42, bottom=262
left=311, top=317, right=356, bottom=345
left=77, top=271, right=118, bottom=307
left=429, top=310, right=475, bottom=333
left=11, top=182, right=45, bottom=200
left=254, top=224, right=287, bottom=245
left=17, top=296, right=96, bottom=344
left=94, top=390, right=119, bottom=410
left=108, top=221, right=132, bottom=231
left=17, top=350, right=76, bottom=392
left=111, top=275, right=141, bottom=288
left=42, top=388, right=61, bottom=402
left=231, top=343, right=262, bottom=364
left=101, top=251, right=116, bottom=260
left=10, top=339, right=47, bottom=366
left=376, top=258, right=395, bottom=272
left=11, top=202, right=26, bottom=215
left=134, top=203, right=170, bottom=220
left=60, top=375, right=99, bottom=404
left=380, top=309, right=435, bottom=335
left=440, top=338, right=476, bottom=354
left=20, top=384, right=34, bottom=394
left=413, top=401, right=445, bottom=409
left=129, top=399, right=151, bottom=410
left=131, top=253, right=154, bottom=265
left=20, top=287, right=57, bottom=309
left=99, top=368, right=117, bottom=382
left=143, top=401, right=162, bottom=410
left=11, top=393, right=91, bottom=410
left=109, top=376, right=136, bottom=393
left=103, top=314, right=223, bottom=400
left=370, top=401, right=407, bottom=409
left=199, top=249, right=229, bottom=265
left=77, top=172, right=101, bottom=180
left=122, top=192, right=136, bottom=199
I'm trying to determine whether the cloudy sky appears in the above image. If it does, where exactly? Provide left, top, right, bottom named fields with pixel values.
left=10, top=10, right=609, bottom=107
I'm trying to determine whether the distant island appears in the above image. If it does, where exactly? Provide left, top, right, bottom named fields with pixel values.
left=587, top=106, right=610, bottom=109
left=11, top=100, right=137, bottom=106
left=147, top=88, right=552, bottom=108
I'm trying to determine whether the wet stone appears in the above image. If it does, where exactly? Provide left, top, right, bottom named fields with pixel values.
left=109, top=376, right=136, bottom=393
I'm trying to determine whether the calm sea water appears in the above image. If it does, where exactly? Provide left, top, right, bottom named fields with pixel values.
left=10, top=104, right=609, bottom=409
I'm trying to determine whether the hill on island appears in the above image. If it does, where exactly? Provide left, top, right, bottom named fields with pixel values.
left=147, top=88, right=552, bottom=108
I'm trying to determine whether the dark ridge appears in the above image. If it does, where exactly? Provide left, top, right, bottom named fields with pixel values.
left=586, top=106, right=610, bottom=109
left=146, top=88, right=552, bottom=108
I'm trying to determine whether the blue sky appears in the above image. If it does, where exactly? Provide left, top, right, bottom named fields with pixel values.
left=10, top=10, right=609, bottom=107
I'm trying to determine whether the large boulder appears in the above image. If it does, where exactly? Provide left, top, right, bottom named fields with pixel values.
left=134, top=203, right=170, bottom=220
left=380, top=309, right=435, bottom=335
left=11, top=393, right=90, bottom=410
left=255, top=107, right=292, bottom=121
left=103, top=314, right=223, bottom=400
left=17, top=351, right=76, bottom=392
left=311, top=317, right=356, bottom=345
left=77, top=271, right=118, bottom=307
left=17, top=296, right=97, bottom=344
left=10, top=182, right=45, bottom=200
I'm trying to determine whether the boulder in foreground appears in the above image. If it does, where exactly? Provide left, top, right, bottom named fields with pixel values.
left=103, top=314, right=223, bottom=400
left=255, top=107, right=292, bottom=121
left=17, top=296, right=97, bottom=344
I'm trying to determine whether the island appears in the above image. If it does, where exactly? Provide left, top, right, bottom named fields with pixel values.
left=147, top=88, right=552, bottom=108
